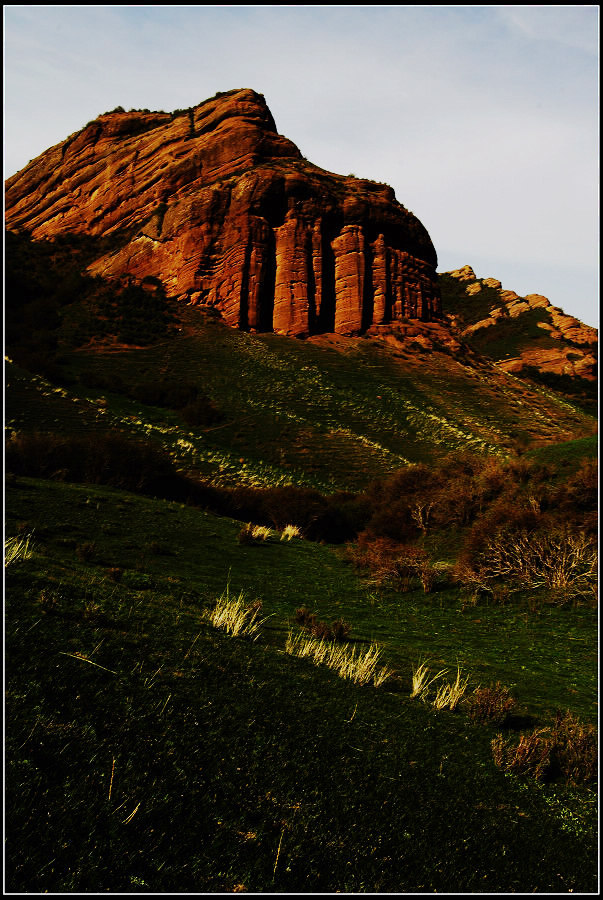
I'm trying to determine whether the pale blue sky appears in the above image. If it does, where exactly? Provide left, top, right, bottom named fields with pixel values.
left=3, top=5, right=599, bottom=327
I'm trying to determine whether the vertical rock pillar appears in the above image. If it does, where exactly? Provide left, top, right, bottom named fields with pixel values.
left=273, top=212, right=311, bottom=336
left=332, top=225, right=365, bottom=335
left=371, top=233, right=389, bottom=325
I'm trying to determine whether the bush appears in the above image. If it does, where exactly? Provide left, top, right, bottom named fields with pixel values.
left=294, top=607, right=317, bottom=630
left=76, top=542, right=97, bottom=563
left=468, top=682, right=516, bottom=726
left=471, top=526, right=597, bottom=599
left=346, top=536, right=431, bottom=592
left=294, top=607, right=352, bottom=642
left=491, top=729, right=553, bottom=781
left=5, top=431, right=187, bottom=499
left=180, top=396, right=224, bottom=428
left=491, top=711, right=597, bottom=784
left=549, top=710, right=598, bottom=784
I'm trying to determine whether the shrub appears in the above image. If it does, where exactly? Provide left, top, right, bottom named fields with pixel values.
left=294, top=606, right=317, bottom=629
left=468, top=682, right=516, bottom=726
left=549, top=710, right=598, bottom=784
left=346, top=536, right=431, bottom=592
left=5, top=431, right=183, bottom=497
left=130, top=379, right=198, bottom=409
left=294, top=608, right=351, bottom=642
left=180, top=396, right=223, bottom=428
left=311, top=620, right=334, bottom=641
left=330, top=618, right=352, bottom=642
left=491, top=711, right=597, bottom=784
left=148, top=541, right=173, bottom=556
left=280, top=524, right=302, bottom=541
left=37, top=589, right=60, bottom=613
left=491, top=729, right=553, bottom=781
left=474, top=527, right=597, bottom=598
left=76, top=541, right=97, bottom=563
left=106, top=567, right=123, bottom=583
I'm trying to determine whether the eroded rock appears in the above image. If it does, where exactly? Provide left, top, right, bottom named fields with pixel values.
left=5, top=88, right=441, bottom=337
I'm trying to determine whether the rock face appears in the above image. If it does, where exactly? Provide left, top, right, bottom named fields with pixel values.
left=5, top=88, right=441, bottom=337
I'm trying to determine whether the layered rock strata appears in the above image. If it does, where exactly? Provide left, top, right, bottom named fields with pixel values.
left=5, top=89, right=441, bottom=337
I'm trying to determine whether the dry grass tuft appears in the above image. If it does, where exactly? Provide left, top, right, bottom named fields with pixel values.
left=206, top=586, right=267, bottom=639
left=280, top=524, right=302, bottom=541
left=432, top=666, right=470, bottom=711
left=5, top=533, right=34, bottom=567
left=285, top=631, right=392, bottom=687
left=238, top=523, right=273, bottom=545
left=410, top=660, right=448, bottom=702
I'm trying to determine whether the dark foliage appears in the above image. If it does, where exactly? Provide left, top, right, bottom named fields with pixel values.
left=5, top=231, right=174, bottom=381
left=468, top=682, right=516, bottom=727
left=492, top=710, right=597, bottom=785
left=294, top=607, right=352, bottom=642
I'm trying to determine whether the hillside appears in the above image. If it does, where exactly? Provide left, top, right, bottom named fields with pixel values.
left=4, top=90, right=598, bottom=895
left=4, top=227, right=596, bottom=492
left=5, top=475, right=598, bottom=892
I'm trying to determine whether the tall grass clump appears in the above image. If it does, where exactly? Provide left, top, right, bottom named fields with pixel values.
left=238, top=523, right=273, bottom=545
left=280, top=524, right=302, bottom=541
left=5, top=534, right=34, bottom=567
left=410, top=660, right=448, bottom=702
left=205, top=586, right=266, bottom=639
left=285, top=632, right=392, bottom=687
left=432, top=666, right=470, bottom=711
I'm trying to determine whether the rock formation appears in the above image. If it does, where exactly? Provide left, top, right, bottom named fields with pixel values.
left=5, top=88, right=441, bottom=337
left=444, top=266, right=597, bottom=381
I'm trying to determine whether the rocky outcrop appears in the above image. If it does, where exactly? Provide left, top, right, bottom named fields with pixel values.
left=5, top=88, right=441, bottom=337
left=444, top=265, right=597, bottom=381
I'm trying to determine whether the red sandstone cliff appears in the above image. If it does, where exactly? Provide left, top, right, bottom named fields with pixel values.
left=5, top=89, right=440, bottom=337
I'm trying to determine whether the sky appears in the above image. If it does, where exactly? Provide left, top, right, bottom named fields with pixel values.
left=3, top=5, right=599, bottom=327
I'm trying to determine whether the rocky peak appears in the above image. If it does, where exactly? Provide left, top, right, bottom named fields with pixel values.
left=5, top=88, right=441, bottom=338
left=443, top=266, right=597, bottom=381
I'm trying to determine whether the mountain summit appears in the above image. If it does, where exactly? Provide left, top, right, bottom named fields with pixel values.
left=5, top=88, right=441, bottom=337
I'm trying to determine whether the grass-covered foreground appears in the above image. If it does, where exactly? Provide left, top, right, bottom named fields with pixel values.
left=5, top=476, right=598, bottom=893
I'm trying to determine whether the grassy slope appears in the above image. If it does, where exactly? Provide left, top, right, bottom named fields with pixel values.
left=6, top=304, right=596, bottom=492
left=5, top=476, right=598, bottom=892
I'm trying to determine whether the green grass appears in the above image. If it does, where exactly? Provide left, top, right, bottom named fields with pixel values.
left=5, top=475, right=598, bottom=892
left=527, top=434, right=598, bottom=471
